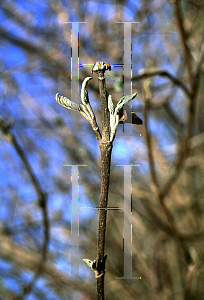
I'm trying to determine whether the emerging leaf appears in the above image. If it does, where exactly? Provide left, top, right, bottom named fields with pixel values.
left=81, top=77, right=92, bottom=105
left=56, top=93, right=80, bottom=112
left=107, top=92, right=115, bottom=115
left=115, top=93, right=137, bottom=115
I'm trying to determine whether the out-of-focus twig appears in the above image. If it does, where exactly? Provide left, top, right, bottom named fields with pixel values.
left=133, top=69, right=191, bottom=97
left=0, top=118, right=49, bottom=300
left=174, top=0, right=193, bottom=93
left=142, top=79, right=191, bottom=264
left=162, top=0, right=200, bottom=198
left=172, top=0, right=203, bottom=295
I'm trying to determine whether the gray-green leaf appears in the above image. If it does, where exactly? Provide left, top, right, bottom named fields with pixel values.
left=81, top=77, right=92, bottom=105
left=107, top=92, right=115, bottom=115
left=56, top=93, right=80, bottom=112
left=115, top=92, right=137, bottom=115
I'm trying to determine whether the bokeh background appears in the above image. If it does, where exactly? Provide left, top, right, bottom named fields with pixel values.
left=0, top=0, right=204, bottom=299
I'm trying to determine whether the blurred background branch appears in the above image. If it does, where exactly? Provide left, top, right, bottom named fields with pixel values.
left=0, top=0, right=204, bottom=299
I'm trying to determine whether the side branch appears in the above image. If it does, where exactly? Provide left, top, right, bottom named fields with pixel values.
left=56, top=76, right=102, bottom=141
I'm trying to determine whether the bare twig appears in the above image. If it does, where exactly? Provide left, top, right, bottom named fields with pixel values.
left=57, top=61, right=139, bottom=299
left=92, top=61, right=112, bottom=300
